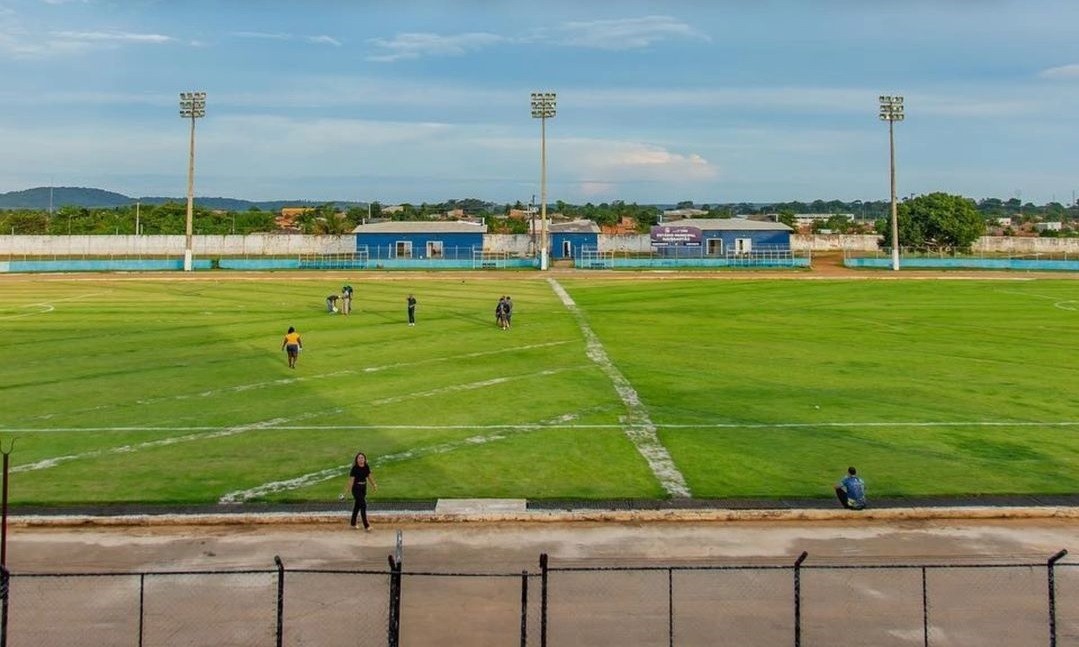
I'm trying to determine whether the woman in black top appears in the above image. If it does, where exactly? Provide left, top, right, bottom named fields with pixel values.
left=342, top=452, right=378, bottom=530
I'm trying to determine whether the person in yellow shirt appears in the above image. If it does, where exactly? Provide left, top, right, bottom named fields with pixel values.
left=281, top=326, right=303, bottom=368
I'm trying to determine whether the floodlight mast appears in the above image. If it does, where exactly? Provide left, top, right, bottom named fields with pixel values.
left=531, top=92, right=556, bottom=271
left=179, top=91, right=206, bottom=272
left=879, top=95, right=904, bottom=271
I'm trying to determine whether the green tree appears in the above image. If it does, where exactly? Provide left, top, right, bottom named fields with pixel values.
left=776, top=210, right=797, bottom=230
left=877, top=192, right=985, bottom=252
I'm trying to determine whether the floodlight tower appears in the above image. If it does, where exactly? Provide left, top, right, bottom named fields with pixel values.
left=531, top=92, right=556, bottom=270
left=879, top=95, right=904, bottom=271
left=179, top=91, right=206, bottom=272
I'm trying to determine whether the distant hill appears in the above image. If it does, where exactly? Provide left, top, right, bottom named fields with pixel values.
left=0, top=187, right=134, bottom=209
left=0, top=187, right=366, bottom=211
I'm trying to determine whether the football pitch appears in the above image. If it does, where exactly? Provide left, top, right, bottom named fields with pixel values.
left=1, top=273, right=1077, bottom=506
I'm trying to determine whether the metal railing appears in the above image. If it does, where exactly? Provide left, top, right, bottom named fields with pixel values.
left=0, top=550, right=1071, bottom=646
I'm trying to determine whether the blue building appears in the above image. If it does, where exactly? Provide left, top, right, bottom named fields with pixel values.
left=655, top=218, right=792, bottom=255
left=352, top=221, right=487, bottom=260
left=549, top=220, right=600, bottom=260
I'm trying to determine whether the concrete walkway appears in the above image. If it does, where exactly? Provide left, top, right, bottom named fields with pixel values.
left=7, top=494, right=1079, bottom=526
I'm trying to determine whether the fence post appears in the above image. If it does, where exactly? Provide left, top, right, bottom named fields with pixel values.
left=920, top=566, right=928, bottom=647
left=793, top=551, right=808, bottom=647
left=138, top=573, right=145, bottom=647
left=387, top=554, right=403, bottom=647
left=520, top=570, right=529, bottom=647
left=1048, top=547, right=1066, bottom=642
left=0, top=565, right=8, bottom=647
left=540, top=553, right=549, bottom=647
left=668, top=567, right=674, bottom=647
left=274, top=556, right=285, bottom=647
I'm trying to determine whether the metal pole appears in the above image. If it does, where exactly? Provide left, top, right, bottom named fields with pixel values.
left=0, top=565, right=8, bottom=647
left=540, top=116, right=549, bottom=271
left=921, top=566, right=928, bottom=647
left=520, top=571, right=529, bottom=647
left=0, top=450, right=8, bottom=568
left=138, top=573, right=145, bottom=647
left=889, top=118, right=900, bottom=271
left=793, top=551, right=808, bottom=647
left=184, top=114, right=196, bottom=272
left=539, top=553, right=549, bottom=647
left=274, top=556, right=284, bottom=647
left=667, top=567, right=674, bottom=647
left=1048, top=547, right=1066, bottom=642
left=0, top=439, right=15, bottom=570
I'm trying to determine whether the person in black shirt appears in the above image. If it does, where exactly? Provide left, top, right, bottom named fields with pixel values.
left=341, top=452, right=378, bottom=530
left=406, top=294, right=417, bottom=326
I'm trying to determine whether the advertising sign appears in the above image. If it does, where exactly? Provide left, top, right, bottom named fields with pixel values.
left=650, top=225, right=702, bottom=246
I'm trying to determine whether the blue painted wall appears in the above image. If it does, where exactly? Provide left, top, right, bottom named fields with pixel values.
left=552, top=232, right=598, bottom=259
left=702, top=230, right=790, bottom=251
left=355, top=232, right=484, bottom=259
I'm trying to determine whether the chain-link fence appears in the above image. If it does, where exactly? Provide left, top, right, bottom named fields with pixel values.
left=0, top=551, right=1072, bottom=646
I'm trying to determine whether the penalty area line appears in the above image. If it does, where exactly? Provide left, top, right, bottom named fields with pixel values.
left=2, top=421, right=1077, bottom=434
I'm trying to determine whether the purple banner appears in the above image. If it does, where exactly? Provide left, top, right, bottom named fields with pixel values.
left=650, top=225, right=702, bottom=246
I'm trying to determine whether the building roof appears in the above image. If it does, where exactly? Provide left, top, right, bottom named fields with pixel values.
left=352, top=220, right=488, bottom=234
left=663, top=218, right=793, bottom=232
left=549, top=219, right=600, bottom=234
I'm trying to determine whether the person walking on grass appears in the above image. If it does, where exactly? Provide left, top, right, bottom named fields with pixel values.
left=281, top=326, right=302, bottom=369
left=406, top=294, right=417, bottom=326
left=340, top=285, right=353, bottom=315
left=835, top=466, right=867, bottom=510
left=340, top=452, right=378, bottom=530
left=495, top=296, right=506, bottom=329
left=503, top=295, right=513, bottom=329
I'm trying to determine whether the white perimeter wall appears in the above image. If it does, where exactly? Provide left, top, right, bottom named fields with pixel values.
left=1, top=233, right=1076, bottom=256
left=0, top=234, right=357, bottom=256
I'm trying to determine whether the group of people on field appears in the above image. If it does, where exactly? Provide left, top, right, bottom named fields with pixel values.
left=326, top=285, right=354, bottom=314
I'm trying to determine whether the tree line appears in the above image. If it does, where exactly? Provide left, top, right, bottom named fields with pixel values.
left=1, top=195, right=1076, bottom=250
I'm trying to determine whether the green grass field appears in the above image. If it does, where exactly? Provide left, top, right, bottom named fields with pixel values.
left=1, top=273, right=1077, bottom=506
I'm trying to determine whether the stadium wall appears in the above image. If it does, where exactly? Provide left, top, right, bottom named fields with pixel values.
left=1, top=233, right=1076, bottom=258
left=0, top=234, right=356, bottom=257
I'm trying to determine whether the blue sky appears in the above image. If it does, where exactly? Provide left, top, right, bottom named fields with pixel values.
left=2, top=0, right=1079, bottom=205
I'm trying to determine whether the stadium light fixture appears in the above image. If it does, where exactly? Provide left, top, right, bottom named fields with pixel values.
left=531, top=92, right=556, bottom=271
left=879, top=95, right=904, bottom=271
left=179, top=91, right=207, bottom=272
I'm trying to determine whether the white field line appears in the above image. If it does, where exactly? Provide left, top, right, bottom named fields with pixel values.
left=363, top=340, right=572, bottom=373
left=0, top=292, right=105, bottom=320
left=547, top=278, right=691, bottom=498
left=33, top=370, right=355, bottom=421
left=996, top=289, right=1079, bottom=312
left=369, top=366, right=591, bottom=406
left=4, top=421, right=1077, bottom=434
left=11, top=411, right=338, bottom=474
left=218, top=412, right=582, bottom=503
left=31, top=342, right=574, bottom=421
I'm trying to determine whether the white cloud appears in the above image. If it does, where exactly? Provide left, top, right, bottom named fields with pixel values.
left=231, top=31, right=340, bottom=46
left=1038, top=63, right=1079, bottom=79
left=306, top=35, right=341, bottom=47
left=49, top=30, right=173, bottom=43
left=366, top=32, right=505, bottom=62
left=548, top=15, right=709, bottom=50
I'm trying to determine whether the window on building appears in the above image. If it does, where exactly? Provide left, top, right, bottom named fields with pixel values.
left=734, top=238, right=752, bottom=254
left=707, top=238, right=723, bottom=255
left=426, top=241, right=444, bottom=258
left=395, top=241, right=413, bottom=258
